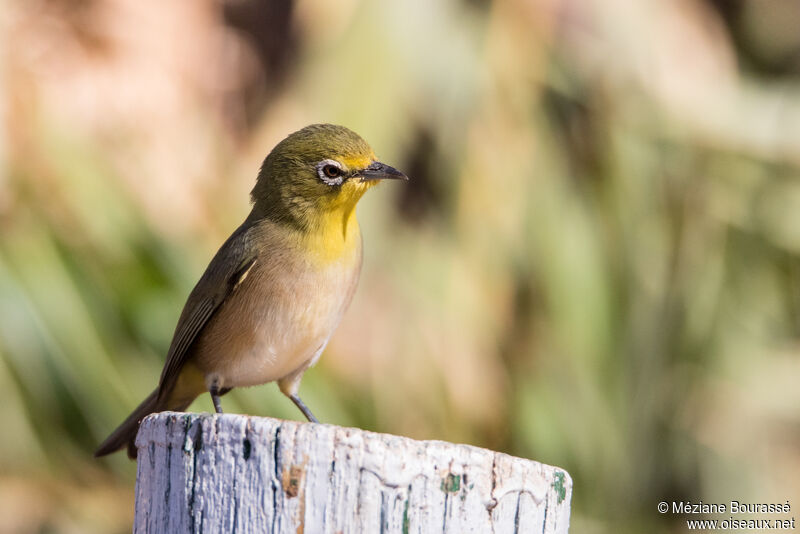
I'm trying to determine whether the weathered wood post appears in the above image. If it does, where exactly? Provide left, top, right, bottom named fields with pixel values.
left=133, top=412, right=572, bottom=533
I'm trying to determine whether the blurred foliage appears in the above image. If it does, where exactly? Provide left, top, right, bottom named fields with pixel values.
left=1, top=0, right=800, bottom=532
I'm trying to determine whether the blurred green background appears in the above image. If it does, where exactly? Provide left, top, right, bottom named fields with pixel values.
left=1, top=0, right=799, bottom=532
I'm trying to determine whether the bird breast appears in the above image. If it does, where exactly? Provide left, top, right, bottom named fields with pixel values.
left=192, top=241, right=362, bottom=389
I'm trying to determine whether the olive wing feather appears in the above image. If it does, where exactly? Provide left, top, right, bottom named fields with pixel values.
left=156, top=223, right=257, bottom=403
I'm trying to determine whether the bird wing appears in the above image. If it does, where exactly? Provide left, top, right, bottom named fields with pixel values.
left=156, top=221, right=258, bottom=403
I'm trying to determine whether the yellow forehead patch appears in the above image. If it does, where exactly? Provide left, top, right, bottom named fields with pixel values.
left=340, top=154, right=375, bottom=171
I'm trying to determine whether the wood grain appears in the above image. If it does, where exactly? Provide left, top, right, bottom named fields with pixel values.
left=134, top=412, right=572, bottom=533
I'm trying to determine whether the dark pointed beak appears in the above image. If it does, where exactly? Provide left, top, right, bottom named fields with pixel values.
left=358, top=161, right=409, bottom=182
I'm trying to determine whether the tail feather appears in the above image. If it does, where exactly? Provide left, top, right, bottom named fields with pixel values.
left=96, top=367, right=206, bottom=459
left=95, top=389, right=196, bottom=459
left=94, top=389, right=159, bottom=459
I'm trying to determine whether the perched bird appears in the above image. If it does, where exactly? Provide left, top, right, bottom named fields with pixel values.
left=95, top=124, right=407, bottom=458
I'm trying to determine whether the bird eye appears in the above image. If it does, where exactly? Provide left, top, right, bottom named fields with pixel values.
left=316, top=159, right=345, bottom=185
left=322, top=165, right=341, bottom=178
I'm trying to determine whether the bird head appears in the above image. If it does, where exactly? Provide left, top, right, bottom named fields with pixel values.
left=251, top=124, right=407, bottom=229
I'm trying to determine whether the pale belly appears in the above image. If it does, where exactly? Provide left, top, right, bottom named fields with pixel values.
left=191, top=255, right=359, bottom=389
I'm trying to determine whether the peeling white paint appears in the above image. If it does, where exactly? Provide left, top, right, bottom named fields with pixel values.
left=134, top=412, right=572, bottom=534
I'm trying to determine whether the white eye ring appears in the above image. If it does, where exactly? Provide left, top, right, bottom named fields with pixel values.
left=316, top=159, right=345, bottom=186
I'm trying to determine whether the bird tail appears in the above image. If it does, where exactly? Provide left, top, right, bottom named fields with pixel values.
left=94, top=388, right=194, bottom=459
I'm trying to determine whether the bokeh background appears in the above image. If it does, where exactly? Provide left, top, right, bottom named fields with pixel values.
left=2, top=0, right=799, bottom=532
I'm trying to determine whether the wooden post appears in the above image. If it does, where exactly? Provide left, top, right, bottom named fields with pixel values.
left=133, top=412, right=572, bottom=533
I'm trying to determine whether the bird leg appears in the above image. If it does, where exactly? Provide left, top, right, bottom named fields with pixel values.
left=290, top=394, right=319, bottom=423
left=278, top=366, right=319, bottom=423
left=209, top=381, right=224, bottom=414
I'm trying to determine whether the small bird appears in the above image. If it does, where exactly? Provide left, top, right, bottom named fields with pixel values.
left=95, top=124, right=407, bottom=458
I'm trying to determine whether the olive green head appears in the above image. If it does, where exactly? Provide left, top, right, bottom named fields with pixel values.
left=251, top=124, right=407, bottom=228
